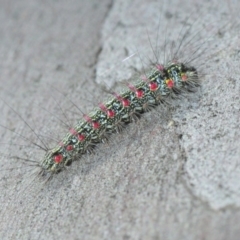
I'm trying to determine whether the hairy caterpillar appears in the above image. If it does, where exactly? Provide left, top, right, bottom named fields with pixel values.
left=38, top=61, right=198, bottom=178
left=0, top=0, right=234, bottom=183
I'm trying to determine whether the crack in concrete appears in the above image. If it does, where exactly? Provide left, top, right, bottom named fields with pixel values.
left=91, top=0, right=114, bottom=85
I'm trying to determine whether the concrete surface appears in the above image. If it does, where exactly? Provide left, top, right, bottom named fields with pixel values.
left=0, top=0, right=239, bottom=239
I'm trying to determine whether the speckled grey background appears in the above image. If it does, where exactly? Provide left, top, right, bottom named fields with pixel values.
left=0, top=0, right=239, bottom=239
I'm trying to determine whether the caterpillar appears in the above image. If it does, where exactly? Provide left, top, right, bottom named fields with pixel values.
left=0, top=0, right=233, bottom=184
left=39, top=61, right=198, bottom=178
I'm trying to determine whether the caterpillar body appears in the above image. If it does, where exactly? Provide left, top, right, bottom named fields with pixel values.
left=1, top=1, right=228, bottom=183
left=39, top=62, right=198, bottom=177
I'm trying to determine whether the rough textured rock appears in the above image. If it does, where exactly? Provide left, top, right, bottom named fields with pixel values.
left=0, top=0, right=239, bottom=239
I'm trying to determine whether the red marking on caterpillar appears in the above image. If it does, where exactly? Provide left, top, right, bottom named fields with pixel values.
left=166, top=79, right=174, bottom=88
left=54, top=155, right=63, bottom=164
